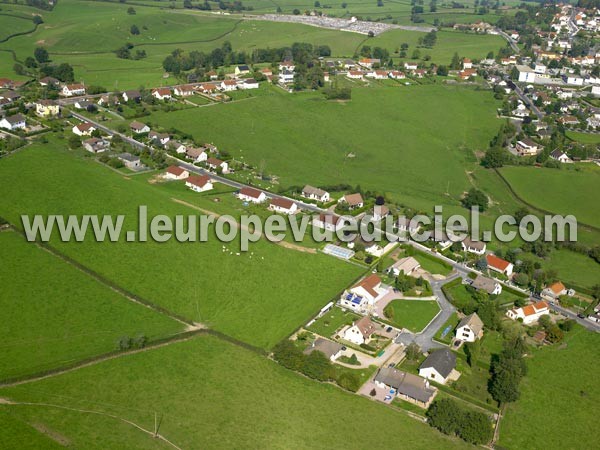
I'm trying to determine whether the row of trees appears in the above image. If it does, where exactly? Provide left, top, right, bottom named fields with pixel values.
left=427, top=398, right=493, bottom=445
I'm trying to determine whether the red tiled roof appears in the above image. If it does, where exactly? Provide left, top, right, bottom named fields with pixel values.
left=239, top=187, right=263, bottom=199
left=486, top=254, right=511, bottom=271
left=187, top=175, right=210, bottom=188
left=270, top=197, right=295, bottom=210
left=166, top=165, right=186, bottom=176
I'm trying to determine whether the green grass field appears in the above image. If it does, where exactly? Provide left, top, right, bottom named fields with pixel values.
left=306, top=306, right=360, bottom=337
left=383, top=299, right=440, bottom=332
left=0, top=409, right=65, bottom=450
left=0, top=230, right=182, bottom=381
left=148, top=84, right=500, bottom=212
left=566, top=130, right=600, bottom=144
left=499, top=327, right=600, bottom=449
left=413, top=250, right=453, bottom=276
left=0, top=335, right=470, bottom=449
left=0, top=0, right=508, bottom=88
left=0, top=142, right=362, bottom=349
left=500, top=164, right=600, bottom=229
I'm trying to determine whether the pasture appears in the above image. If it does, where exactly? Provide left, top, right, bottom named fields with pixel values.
left=0, top=0, right=507, bottom=88
left=0, top=335, right=471, bottom=449
left=499, top=327, right=600, bottom=449
left=148, top=84, right=501, bottom=212
left=0, top=230, right=182, bottom=381
left=499, top=164, right=600, bottom=229
left=383, top=299, right=440, bottom=332
left=0, top=142, right=362, bottom=349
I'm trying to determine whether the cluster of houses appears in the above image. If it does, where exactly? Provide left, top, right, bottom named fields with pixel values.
left=164, top=165, right=215, bottom=192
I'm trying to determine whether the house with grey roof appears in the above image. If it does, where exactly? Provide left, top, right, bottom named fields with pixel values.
left=374, top=368, right=436, bottom=408
left=472, top=274, right=502, bottom=295
left=303, top=338, right=343, bottom=361
left=418, top=348, right=457, bottom=385
left=118, top=152, right=141, bottom=170
left=302, top=185, right=330, bottom=202
left=455, top=313, right=484, bottom=342
left=0, top=113, right=26, bottom=131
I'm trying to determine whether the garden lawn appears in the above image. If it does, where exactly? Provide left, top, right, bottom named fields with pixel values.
left=384, top=300, right=440, bottom=332
left=435, top=312, right=459, bottom=344
left=0, top=335, right=471, bottom=450
left=413, top=250, right=453, bottom=276
left=0, top=230, right=182, bottom=381
left=0, top=143, right=362, bottom=349
left=499, top=327, right=600, bottom=449
left=306, top=307, right=360, bottom=338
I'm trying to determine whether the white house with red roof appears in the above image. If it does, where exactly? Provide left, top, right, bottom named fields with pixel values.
left=340, top=274, right=388, bottom=312
left=206, top=157, right=229, bottom=174
left=62, top=83, right=86, bottom=97
left=486, top=254, right=513, bottom=276
left=72, top=122, right=96, bottom=136
left=152, top=88, right=172, bottom=100
left=164, top=165, right=189, bottom=180
left=174, top=85, right=195, bottom=97
left=186, top=147, right=208, bottom=162
left=506, top=301, right=550, bottom=325
left=185, top=175, right=213, bottom=193
left=312, top=213, right=343, bottom=232
left=238, top=187, right=266, bottom=203
left=269, top=198, right=298, bottom=215
left=220, top=80, right=237, bottom=91
left=541, top=281, right=568, bottom=301
left=343, top=316, right=378, bottom=345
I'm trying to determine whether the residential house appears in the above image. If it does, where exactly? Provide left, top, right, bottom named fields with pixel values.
left=240, top=79, right=259, bottom=90
left=346, top=70, right=364, bottom=80
left=343, top=316, right=377, bottom=345
left=558, top=115, right=579, bottom=126
left=372, top=204, right=389, bottom=221
left=301, top=185, right=330, bottom=202
left=303, top=338, right=343, bottom=362
left=238, top=187, right=266, bottom=203
left=72, top=122, right=95, bottom=136
left=166, top=140, right=186, bottom=154
left=234, top=65, right=250, bottom=76
left=199, top=83, right=218, bottom=94
left=358, top=58, right=380, bottom=69
left=461, top=237, right=486, bottom=255
left=549, top=149, right=572, bottom=163
left=472, top=275, right=502, bottom=295
left=279, top=61, right=295, bottom=72
left=174, top=85, right=195, bottom=97
left=565, top=75, right=584, bottom=86
left=340, top=274, right=387, bottom=312
left=62, top=83, right=86, bottom=96
left=506, top=300, right=550, bottom=325
left=397, top=217, right=420, bottom=234
left=462, top=58, right=473, bottom=69
left=391, top=257, right=420, bottom=277
left=541, top=281, right=567, bottom=301
left=220, top=80, right=238, bottom=91
left=516, top=138, right=541, bottom=156
left=35, top=100, right=60, bottom=117
left=82, top=137, right=110, bottom=153
left=152, top=88, right=172, bottom=100
left=164, top=165, right=189, bottom=180
left=118, top=152, right=141, bottom=170
left=404, top=62, right=418, bottom=71
left=269, top=197, right=298, bottom=215
left=148, top=131, right=170, bottom=146
left=486, top=254, right=514, bottom=276
left=206, top=70, right=218, bottom=80
left=186, top=147, right=208, bottom=162
left=418, top=349, right=457, bottom=385
left=39, top=76, right=59, bottom=87
left=312, top=213, right=344, bottom=232
left=206, top=157, right=228, bottom=173
left=278, top=70, right=295, bottom=84
left=74, top=100, right=93, bottom=110
left=130, top=121, right=150, bottom=134
left=338, top=193, right=364, bottom=209
left=366, top=70, right=388, bottom=80
left=455, top=313, right=484, bottom=342
left=458, top=69, right=477, bottom=80
left=0, top=114, right=26, bottom=131
left=98, top=94, right=120, bottom=107
left=122, top=90, right=141, bottom=103
left=186, top=175, right=213, bottom=193
left=374, top=368, right=436, bottom=408
left=0, top=90, right=20, bottom=103
left=389, top=71, right=406, bottom=80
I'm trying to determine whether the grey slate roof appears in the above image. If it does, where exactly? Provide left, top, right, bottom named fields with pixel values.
left=374, top=368, right=435, bottom=404
left=303, top=338, right=342, bottom=359
left=457, top=313, right=484, bottom=336
left=419, top=348, right=456, bottom=379
left=472, top=275, right=498, bottom=294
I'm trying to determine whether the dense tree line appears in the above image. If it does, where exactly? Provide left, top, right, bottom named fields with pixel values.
left=427, top=398, right=493, bottom=445
left=489, top=337, right=527, bottom=404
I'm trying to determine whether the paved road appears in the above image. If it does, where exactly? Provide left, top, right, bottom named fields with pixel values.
left=70, top=112, right=600, bottom=334
left=510, top=80, right=544, bottom=120
left=495, top=29, right=520, bottom=53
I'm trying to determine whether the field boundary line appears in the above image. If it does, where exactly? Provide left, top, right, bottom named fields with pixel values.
left=492, top=168, right=600, bottom=233
left=4, top=224, right=199, bottom=328
left=1, top=401, right=183, bottom=449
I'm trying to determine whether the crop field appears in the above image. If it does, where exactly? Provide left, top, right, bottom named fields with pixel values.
left=499, top=165, right=600, bottom=229
left=0, top=0, right=507, bottom=88
left=0, top=230, right=183, bottom=381
left=499, top=327, right=600, bottom=449
left=0, top=143, right=362, bottom=349
left=149, top=84, right=500, bottom=212
left=0, top=335, right=470, bottom=449
left=383, top=299, right=440, bottom=332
